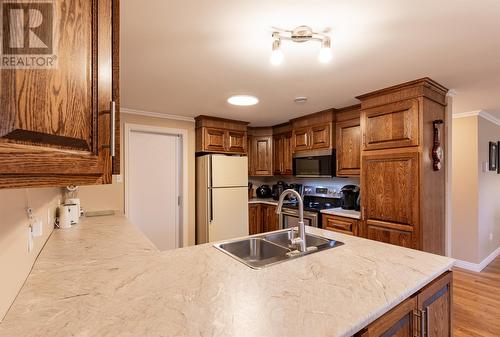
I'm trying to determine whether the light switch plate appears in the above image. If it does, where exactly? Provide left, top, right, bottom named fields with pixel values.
left=32, top=219, right=43, bottom=237
left=27, top=228, right=33, bottom=252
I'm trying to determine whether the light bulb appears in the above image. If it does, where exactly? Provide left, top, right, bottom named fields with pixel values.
left=270, top=49, right=284, bottom=66
left=318, top=37, right=332, bottom=63
left=270, top=36, right=284, bottom=66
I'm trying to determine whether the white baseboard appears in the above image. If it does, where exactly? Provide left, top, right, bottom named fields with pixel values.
left=454, top=247, right=500, bottom=272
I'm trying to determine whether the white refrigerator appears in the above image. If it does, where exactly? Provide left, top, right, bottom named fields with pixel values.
left=196, top=154, right=249, bottom=244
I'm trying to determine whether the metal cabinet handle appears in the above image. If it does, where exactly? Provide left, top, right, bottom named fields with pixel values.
left=110, top=101, right=116, bottom=157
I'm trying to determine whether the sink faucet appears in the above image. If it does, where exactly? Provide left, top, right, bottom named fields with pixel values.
left=276, top=189, right=307, bottom=253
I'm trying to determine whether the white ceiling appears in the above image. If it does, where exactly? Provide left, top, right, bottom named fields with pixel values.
left=121, top=0, right=500, bottom=126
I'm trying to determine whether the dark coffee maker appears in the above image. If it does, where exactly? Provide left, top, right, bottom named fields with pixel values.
left=340, top=185, right=360, bottom=210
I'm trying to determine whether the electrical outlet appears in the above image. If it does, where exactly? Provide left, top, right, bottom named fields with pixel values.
left=490, top=233, right=494, bottom=241
left=115, top=175, right=123, bottom=183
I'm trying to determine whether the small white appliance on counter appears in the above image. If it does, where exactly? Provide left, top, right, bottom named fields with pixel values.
left=196, top=154, right=249, bottom=244
left=58, top=204, right=79, bottom=229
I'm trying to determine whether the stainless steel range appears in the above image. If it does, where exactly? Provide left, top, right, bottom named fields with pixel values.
left=279, top=186, right=342, bottom=229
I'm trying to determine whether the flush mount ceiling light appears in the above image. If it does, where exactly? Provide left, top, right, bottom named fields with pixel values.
left=270, top=26, right=332, bottom=65
left=294, top=97, right=308, bottom=104
left=227, top=95, right=259, bottom=106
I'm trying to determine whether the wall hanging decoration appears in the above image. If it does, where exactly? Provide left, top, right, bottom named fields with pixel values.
left=489, top=141, right=498, bottom=171
left=498, top=141, right=500, bottom=174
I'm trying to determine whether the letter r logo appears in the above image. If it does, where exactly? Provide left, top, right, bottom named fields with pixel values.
left=2, top=2, right=53, bottom=55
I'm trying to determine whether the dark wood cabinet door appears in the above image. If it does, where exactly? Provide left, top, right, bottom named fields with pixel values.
left=282, top=132, right=293, bottom=175
left=311, top=123, right=331, bottom=149
left=249, top=136, right=272, bottom=176
left=203, top=128, right=226, bottom=152
left=293, top=127, right=310, bottom=152
left=336, top=119, right=361, bottom=176
left=323, top=215, right=358, bottom=236
left=362, top=149, right=419, bottom=249
left=417, top=272, right=452, bottom=337
left=273, top=132, right=293, bottom=176
left=262, top=204, right=279, bottom=232
left=361, top=99, right=419, bottom=151
left=226, top=130, right=247, bottom=154
left=249, top=203, right=262, bottom=235
left=358, top=297, right=417, bottom=337
left=273, top=136, right=283, bottom=175
left=0, top=0, right=117, bottom=189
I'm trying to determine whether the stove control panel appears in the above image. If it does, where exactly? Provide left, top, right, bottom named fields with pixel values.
left=303, top=186, right=341, bottom=198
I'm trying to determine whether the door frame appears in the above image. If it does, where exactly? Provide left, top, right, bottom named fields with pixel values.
left=124, top=123, right=189, bottom=248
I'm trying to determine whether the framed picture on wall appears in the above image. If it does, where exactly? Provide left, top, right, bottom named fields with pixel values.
left=498, top=141, right=500, bottom=174
left=489, top=142, right=498, bottom=171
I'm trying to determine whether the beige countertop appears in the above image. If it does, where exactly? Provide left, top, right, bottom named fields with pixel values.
left=0, top=216, right=454, bottom=337
left=321, top=208, right=362, bottom=220
left=248, top=198, right=279, bottom=206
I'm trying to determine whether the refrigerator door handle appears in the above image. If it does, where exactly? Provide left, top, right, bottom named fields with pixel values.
left=209, top=188, right=214, bottom=223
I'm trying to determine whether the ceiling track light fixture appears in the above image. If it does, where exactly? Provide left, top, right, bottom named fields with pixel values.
left=270, top=26, right=332, bottom=65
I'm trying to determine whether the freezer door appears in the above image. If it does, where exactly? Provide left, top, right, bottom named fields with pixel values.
left=211, top=155, right=248, bottom=188
left=209, top=187, right=249, bottom=242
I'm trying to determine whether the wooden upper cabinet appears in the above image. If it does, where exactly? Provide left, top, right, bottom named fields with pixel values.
left=281, top=133, right=293, bottom=174
left=336, top=118, right=361, bottom=177
left=291, top=109, right=334, bottom=153
left=195, top=116, right=249, bottom=155
left=311, top=124, right=331, bottom=149
left=273, top=126, right=293, bottom=176
left=292, top=126, right=311, bottom=152
left=203, top=128, right=226, bottom=152
left=226, top=131, right=247, bottom=153
left=0, top=0, right=119, bottom=189
left=248, top=128, right=273, bottom=176
left=361, top=99, right=420, bottom=151
left=361, top=149, right=419, bottom=249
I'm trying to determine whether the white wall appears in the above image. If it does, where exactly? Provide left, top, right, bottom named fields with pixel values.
left=452, top=112, right=500, bottom=266
left=78, top=112, right=197, bottom=246
left=0, top=187, right=62, bottom=320
left=477, top=117, right=500, bottom=261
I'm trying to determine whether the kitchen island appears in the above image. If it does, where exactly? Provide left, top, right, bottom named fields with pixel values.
left=0, top=216, right=454, bottom=337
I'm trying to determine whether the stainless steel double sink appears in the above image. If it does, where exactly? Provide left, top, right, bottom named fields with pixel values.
left=214, top=229, right=344, bottom=269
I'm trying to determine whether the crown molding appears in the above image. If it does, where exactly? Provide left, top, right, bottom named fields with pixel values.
left=453, top=110, right=500, bottom=127
left=121, top=107, right=195, bottom=123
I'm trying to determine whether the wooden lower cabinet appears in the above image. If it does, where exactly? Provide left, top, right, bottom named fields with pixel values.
left=361, top=149, right=419, bottom=250
left=248, top=203, right=262, bottom=235
left=248, top=203, right=279, bottom=235
left=261, top=204, right=279, bottom=232
left=323, top=215, right=359, bottom=236
left=355, top=272, right=452, bottom=337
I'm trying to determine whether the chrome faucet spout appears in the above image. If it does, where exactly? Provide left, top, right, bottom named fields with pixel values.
left=275, top=189, right=307, bottom=252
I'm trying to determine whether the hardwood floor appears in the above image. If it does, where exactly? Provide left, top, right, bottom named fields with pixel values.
left=453, top=257, right=500, bottom=336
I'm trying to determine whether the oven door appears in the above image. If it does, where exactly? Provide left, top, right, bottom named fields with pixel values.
left=280, top=208, right=319, bottom=229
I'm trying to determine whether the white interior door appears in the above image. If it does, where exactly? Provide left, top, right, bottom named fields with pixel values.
left=128, top=130, right=180, bottom=251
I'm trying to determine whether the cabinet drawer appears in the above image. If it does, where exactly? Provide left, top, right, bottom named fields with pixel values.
left=366, top=220, right=415, bottom=249
left=362, top=99, right=419, bottom=151
left=323, top=215, right=358, bottom=236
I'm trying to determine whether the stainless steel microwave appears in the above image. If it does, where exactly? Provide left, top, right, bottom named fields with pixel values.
left=293, top=149, right=336, bottom=178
